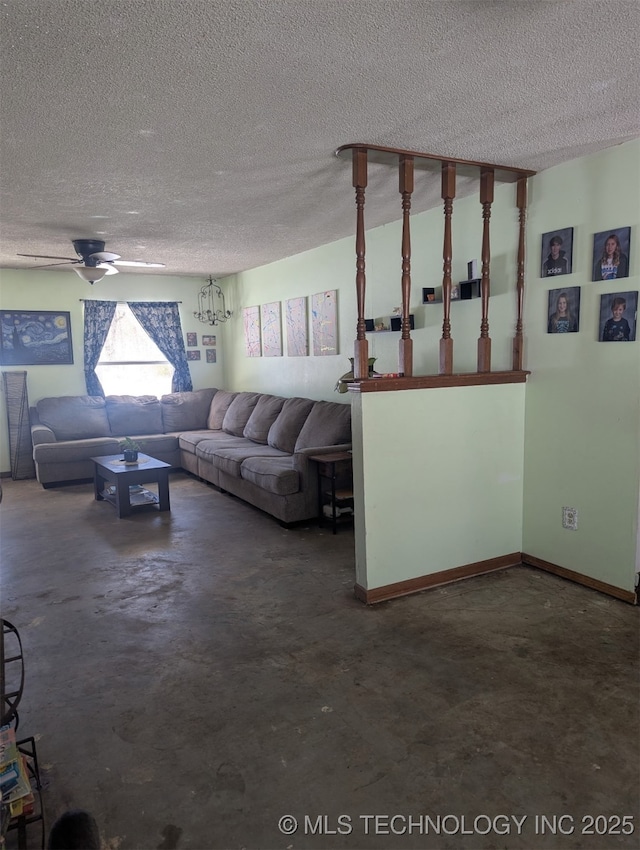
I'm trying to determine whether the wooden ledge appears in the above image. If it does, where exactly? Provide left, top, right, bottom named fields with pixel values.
left=347, top=370, right=530, bottom=393
left=335, top=142, right=537, bottom=182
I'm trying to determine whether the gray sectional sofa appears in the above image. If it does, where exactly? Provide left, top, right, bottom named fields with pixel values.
left=30, top=388, right=351, bottom=524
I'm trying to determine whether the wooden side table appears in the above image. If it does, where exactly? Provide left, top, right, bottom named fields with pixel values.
left=309, top=451, right=353, bottom=534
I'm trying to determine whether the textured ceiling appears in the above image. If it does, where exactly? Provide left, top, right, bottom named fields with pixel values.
left=1, top=0, right=639, bottom=279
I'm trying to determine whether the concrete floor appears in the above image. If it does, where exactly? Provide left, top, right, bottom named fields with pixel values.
left=1, top=473, right=638, bottom=850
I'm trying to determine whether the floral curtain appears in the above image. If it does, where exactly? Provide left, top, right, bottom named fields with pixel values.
left=83, top=299, right=117, bottom=396
left=128, top=302, right=193, bottom=392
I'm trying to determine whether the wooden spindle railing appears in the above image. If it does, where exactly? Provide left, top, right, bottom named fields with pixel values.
left=477, top=167, right=494, bottom=372
left=352, top=148, right=369, bottom=380
left=399, top=154, right=414, bottom=377
left=513, top=176, right=528, bottom=371
left=334, top=143, right=536, bottom=386
left=439, top=162, right=456, bottom=375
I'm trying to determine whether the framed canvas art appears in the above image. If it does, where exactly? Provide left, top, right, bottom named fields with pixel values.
left=547, top=287, right=580, bottom=333
left=242, top=306, right=261, bottom=357
left=598, top=291, right=637, bottom=341
left=541, top=227, right=573, bottom=277
left=186, top=332, right=197, bottom=347
left=285, top=296, right=308, bottom=356
left=186, top=349, right=201, bottom=360
left=592, top=227, right=631, bottom=281
left=206, top=348, right=217, bottom=363
left=0, top=310, right=73, bottom=365
left=261, top=301, right=282, bottom=357
left=311, top=290, right=338, bottom=356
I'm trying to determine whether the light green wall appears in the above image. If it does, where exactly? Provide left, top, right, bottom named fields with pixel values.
left=522, top=140, right=640, bottom=593
left=352, top=384, right=525, bottom=589
left=0, top=269, right=228, bottom=471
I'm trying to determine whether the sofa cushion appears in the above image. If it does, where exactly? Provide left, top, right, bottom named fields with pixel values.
left=160, top=388, right=217, bottom=432
left=106, top=395, right=163, bottom=436
left=240, top=456, right=300, bottom=496
left=208, top=444, right=289, bottom=478
left=206, top=390, right=237, bottom=430
left=222, top=392, right=261, bottom=436
left=195, top=435, right=256, bottom=462
left=185, top=432, right=248, bottom=455
left=36, top=396, right=111, bottom=441
left=267, top=397, right=315, bottom=453
left=33, top=436, right=120, bottom=463
left=294, top=401, right=352, bottom=452
left=242, top=394, right=286, bottom=444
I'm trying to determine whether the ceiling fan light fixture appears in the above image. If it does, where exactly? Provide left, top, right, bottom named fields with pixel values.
left=73, top=265, right=107, bottom=284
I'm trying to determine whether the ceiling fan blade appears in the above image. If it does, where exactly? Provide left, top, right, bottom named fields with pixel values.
left=96, top=263, right=119, bottom=275
left=90, top=251, right=121, bottom=262
left=113, top=260, right=166, bottom=268
left=17, top=253, right=77, bottom=261
left=25, top=260, right=77, bottom=270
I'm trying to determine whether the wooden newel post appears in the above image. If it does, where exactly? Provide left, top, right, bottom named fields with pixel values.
left=477, top=167, right=494, bottom=373
left=352, top=148, right=369, bottom=380
left=513, top=175, right=527, bottom=371
left=399, top=155, right=414, bottom=377
left=439, top=161, right=456, bottom=375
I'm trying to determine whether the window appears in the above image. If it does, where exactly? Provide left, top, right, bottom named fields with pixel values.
left=96, top=303, right=173, bottom=397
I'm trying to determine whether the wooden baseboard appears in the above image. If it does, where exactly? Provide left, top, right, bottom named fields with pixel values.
left=522, top=552, right=637, bottom=605
left=354, top=552, right=521, bottom=604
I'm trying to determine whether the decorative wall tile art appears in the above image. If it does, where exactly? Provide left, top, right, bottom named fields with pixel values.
left=261, top=301, right=282, bottom=357
left=186, top=332, right=197, bottom=347
left=202, top=335, right=216, bottom=346
left=242, top=306, right=261, bottom=357
left=311, top=290, right=338, bottom=356
left=285, top=296, right=308, bottom=356
left=206, top=348, right=217, bottom=363
left=0, top=310, right=73, bottom=365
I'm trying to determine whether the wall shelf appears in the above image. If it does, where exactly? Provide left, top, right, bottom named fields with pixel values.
left=365, top=315, right=415, bottom=333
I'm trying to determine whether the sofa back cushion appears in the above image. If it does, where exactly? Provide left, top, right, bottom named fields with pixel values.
left=222, top=392, right=261, bottom=436
left=267, top=397, right=315, bottom=453
left=206, top=390, right=237, bottom=430
left=242, top=394, right=286, bottom=444
left=161, top=388, right=217, bottom=432
left=294, top=401, right=352, bottom=452
left=36, top=396, right=110, bottom=441
left=106, top=395, right=163, bottom=436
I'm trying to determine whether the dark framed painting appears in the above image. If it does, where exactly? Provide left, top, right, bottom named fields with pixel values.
left=206, top=348, right=217, bottom=363
left=541, top=227, right=573, bottom=278
left=186, top=332, right=197, bottom=347
left=0, top=310, right=73, bottom=365
left=592, top=227, right=631, bottom=281
left=547, top=287, right=580, bottom=334
left=186, top=349, right=201, bottom=360
left=598, top=291, right=637, bottom=342
left=202, top=335, right=216, bottom=346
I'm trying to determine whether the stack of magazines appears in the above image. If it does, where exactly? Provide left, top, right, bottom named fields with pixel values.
left=0, top=724, right=34, bottom=819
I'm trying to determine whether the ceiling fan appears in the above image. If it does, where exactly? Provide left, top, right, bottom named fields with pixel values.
left=17, top=239, right=166, bottom=283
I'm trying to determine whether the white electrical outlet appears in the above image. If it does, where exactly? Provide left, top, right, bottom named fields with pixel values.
left=562, top=507, right=578, bottom=530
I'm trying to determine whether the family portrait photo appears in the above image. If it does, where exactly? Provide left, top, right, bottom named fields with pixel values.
left=592, top=227, right=631, bottom=281
left=547, top=287, right=580, bottom=334
left=541, top=227, right=573, bottom=278
left=598, top=291, right=637, bottom=342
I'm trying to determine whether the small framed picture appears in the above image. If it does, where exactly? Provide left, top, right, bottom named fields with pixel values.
left=592, top=227, right=631, bottom=281
left=541, top=228, right=573, bottom=278
left=187, top=350, right=201, bottom=360
left=202, top=335, right=216, bottom=346
left=186, top=332, right=197, bottom=347
left=547, top=287, right=580, bottom=333
left=598, top=291, right=637, bottom=342
left=206, top=349, right=217, bottom=363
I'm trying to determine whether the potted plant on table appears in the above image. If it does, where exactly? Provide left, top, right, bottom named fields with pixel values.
left=119, top=437, right=141, bottom=463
